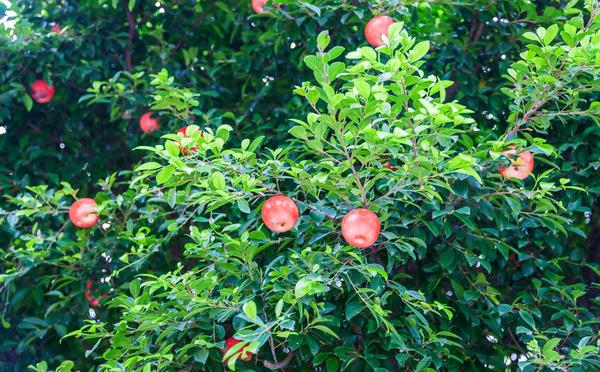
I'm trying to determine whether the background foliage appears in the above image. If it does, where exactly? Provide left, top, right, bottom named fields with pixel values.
left=0, top=0, right=599, bottom=371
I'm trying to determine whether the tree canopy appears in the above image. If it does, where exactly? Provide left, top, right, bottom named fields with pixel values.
left=0, top=1, right=599, bottom=371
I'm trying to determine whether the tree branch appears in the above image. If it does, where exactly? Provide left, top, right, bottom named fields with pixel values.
left=124, top=2, right=137, bottom=71
left=263, top=351, right=297, bottom=370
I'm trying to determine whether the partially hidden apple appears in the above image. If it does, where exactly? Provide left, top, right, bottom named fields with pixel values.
left=261, top=195, right=299, bottom=233
left=499, top=150, right=534, bottom=180
left=85, top=280, right=108, bottom=308
left=222, top=337, right=253, bottom=363
left=69, top=198, right=99, bottom=228
left=139, top=112, right=160, bottom=134
left=30, top=80, right=55, bottom=104
left=384, top=162, right=397, bottom=171
left=251, top=0, right=269, bottom=13
left=341, top=208, right=380, bottom=248
left=177, top=126, right=200, bottom=154
left=50, top=22, right=63, bottom=34
left=364, top=15, right=395, bottom=47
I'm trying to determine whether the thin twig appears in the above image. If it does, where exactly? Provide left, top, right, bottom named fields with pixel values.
left=263, top=351, right=297, bottom=369
left=124, top=2, right=137, bottom=71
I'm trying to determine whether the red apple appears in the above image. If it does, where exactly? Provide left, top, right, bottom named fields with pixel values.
left=139, top=112, right=160, bottom=134
left=341, top=208, right=380, bottom=248
left=177, top=126, right=200, bottom=154
left=85, top=280, right=108, bottom=308
left=261, top=195, right=299, bottom=233
left=30, top=80, right=55, bottom=104
left=499, top=150, right=534, bottom=180
left=364, top=15, right=395, bottom=47
left=384, top=162, right=397, bottom=171
left=251, top=0, right=269, bottom=13
left=50, top=23, right=63, bottom=34
left=222, top=337, right=253, bottom=363
left=69, top=198, right=99, bottom=229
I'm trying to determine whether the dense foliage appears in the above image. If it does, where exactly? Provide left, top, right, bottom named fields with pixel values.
left=0, top=0, right=599, bottom=371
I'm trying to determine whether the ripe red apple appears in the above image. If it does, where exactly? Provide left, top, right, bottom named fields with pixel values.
left=139, top=112, right=160, bottom=134
left=85, top=280, right=108, bottom=308
left=341, top=208, right=380, bottom=248
left=261, top=195, right=299, bottom=233
left=251, top=0, right=269, bottom=13
left=499, top=150, right=534, bottom=180
left=69, top=198, right=99, bottom=229
left=50, top=23, right=63, bottom=34
left=30, top=80, right=55, bottom=104
left=222, top=337, right=253, bottom=363
left=384, top=162, right=397, bottom=171
left=177, top=126, right=200, bottom=154
left=364, top=15, right=395, bottom=47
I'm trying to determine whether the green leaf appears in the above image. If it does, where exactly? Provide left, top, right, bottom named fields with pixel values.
left=543, top=24, right=559, bottom=45
left=345, top=302, right=363, bottom=320
left=415, top=356, right=431, bottom=371
left=312, top=325, right=339, bottom=339
left=307, top=139, right=323, bottom=152
left=248, top=136, right=265, bottom=152
left=354, top=80, right=370, bottom=99
left=275, top=299, right=284, bottom=318
left=496, top=242, right=511, bottom=261
left=439, top=249, right=455, bottom=269
left=135, top=162, right=162, bottom=171
left=535, top=27, right=546, bottom=41
left=542, top=338, right=562, bottom=362
left=295, top=275, right=324, bottom=298
left=519, top=310, right=536, bottom=329
left=289, top=126, right=308, bottom=139
left=243, top=301, right=257, bottom=319
left=365, top=264, right=388, bottom=280
left=194, top=349, right=209, bottom=364
left=23, top=94, right=33, bottom=111
left=523, top=32, right=540, bottom=42
left=215, top=124, right=233, bottom=142
left=129, top=279, right=141, bottom=298
left=543, top=338, right=561, bottom=354
left=453, top=167, right=482, bottom=185
left=156, top=165, right=175, bottom=184
left=317, top=30, right=330, bottom=51
left=497, top=304, right=512, bottom=315
left=237, top=198, right=251, bottom=213
left=210, top=172, right=226, bottom=190
left=165, top=140, right=180, bottom=157
left=128, top=0, right=135, bottom=11
left=409, top=41, right=430, bottom=62
left=167, top=187, right=176, bottom=208
left=302, top=2, right=321, bottom=16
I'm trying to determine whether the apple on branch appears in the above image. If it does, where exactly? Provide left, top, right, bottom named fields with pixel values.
left=84, top=279, right=108, bottom=308
left=50, top=22, right=65, bottom=35
left=364, top=15, right=395, bottom=47
left=341, top=208, right=381, bottom=248
left=499, top=150, right=534, bottom=180
left=30, top=80, right=56, bottom=104
left=384, top=162, right=397, bottom=171
left=139, top=112, right=160, bottom=134
left=69, top=198, right=99, bottom=229
left=261, top=195, right=299, bottom=233
left=222, top=337, right=253, bottom=363
left=251, top=0, right=269, bottom=14
left=177, top=125, right=200, bottom=154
